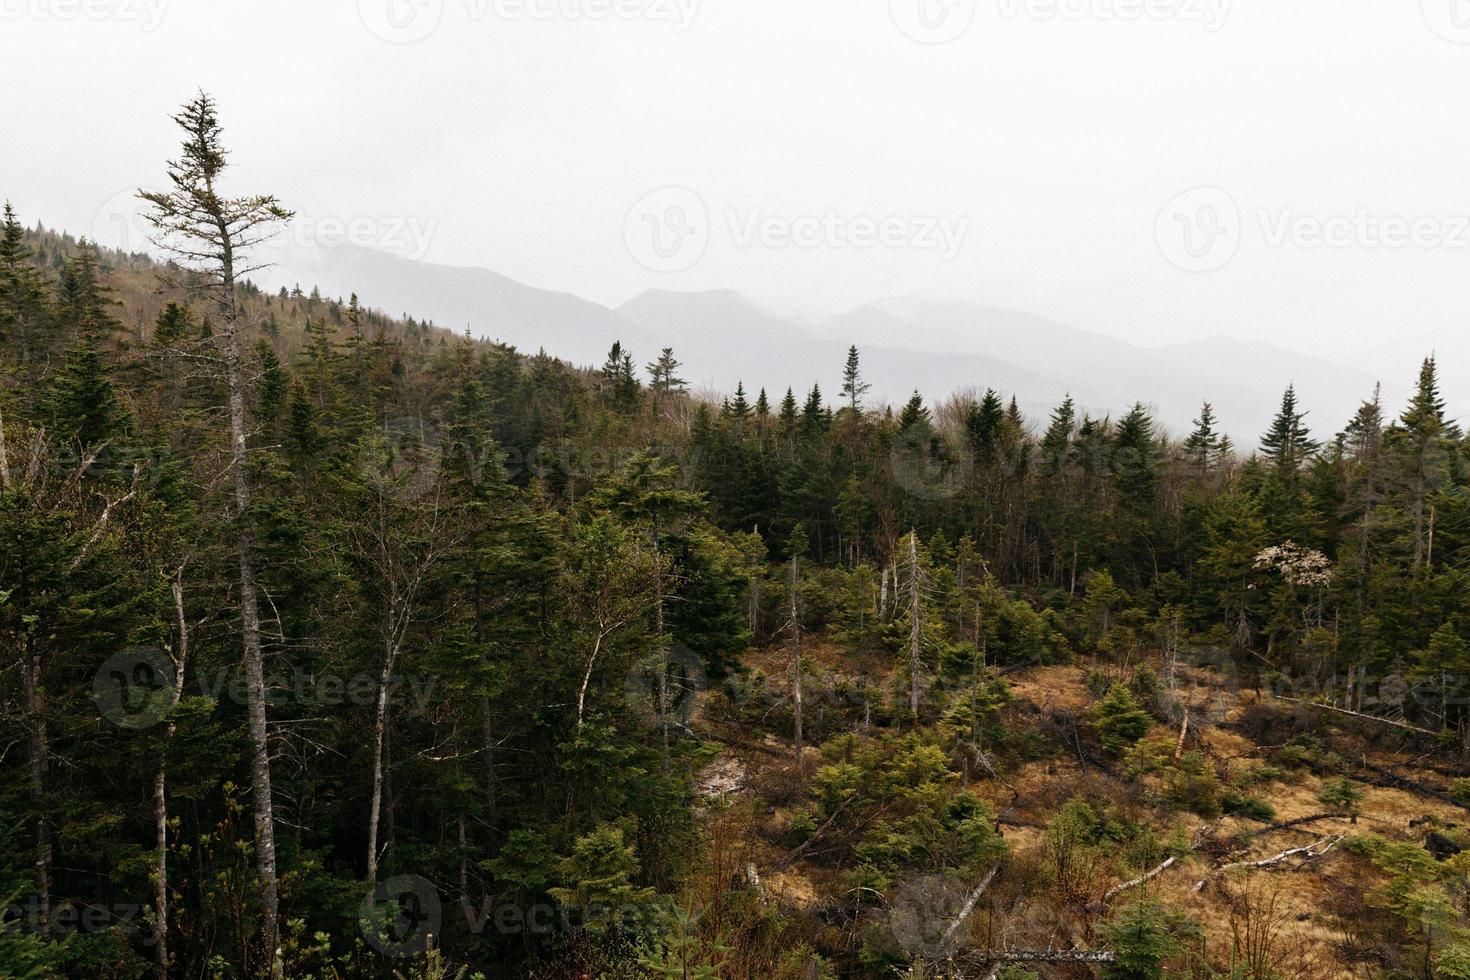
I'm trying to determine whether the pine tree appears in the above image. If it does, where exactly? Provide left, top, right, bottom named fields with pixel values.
left=966, top=390, right=1006, bottom=467
left=56, top=239, right=120, bottom=342
left=1182, top=402, right=1220, bottom=474
left=646, top=347, right=687, bottom=395
left=1112, top=403, right=1158, bottom=507
left=140, top=91, right=294, bottom=976
left=778, top=387, right=798, bottom=430
left=1039, top=396, right=1076, bottom=476
left=840, top=344, right=869, bottom=413
left=0, top=201, right=48, bottom=365
left=802, top=384, right=824, bottom=427
left=1260, top=384, right=1318, bottom=475
left=898, top=391, right=929, bottom=430
left=1393, top=357, right=1457, bottom=566
left=727, top=381, right=751, bottom=420
left=48, top=337, right=124, bottom=446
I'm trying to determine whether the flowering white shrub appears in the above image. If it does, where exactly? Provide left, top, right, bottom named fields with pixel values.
left=1253, top=542, right=1332, bottom=587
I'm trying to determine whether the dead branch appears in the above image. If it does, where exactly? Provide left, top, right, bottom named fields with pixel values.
left=1277, top=696, right=1438, bottom=736
left=1253, top=812, right=1348, bottom=837
left=941, top=862, right=1001, bottom=947
left=1219, top=834, right=1344, bottom=871
left=1101, top=855, right=1176, bottom=903
left=767, top=794, right=857, bottom=872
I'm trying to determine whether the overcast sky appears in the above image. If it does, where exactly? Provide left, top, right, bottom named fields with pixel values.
left=4, top=0, right=1470, bottom=383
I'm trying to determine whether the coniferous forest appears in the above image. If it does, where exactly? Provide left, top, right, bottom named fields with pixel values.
left=9, top=96, right=1470, bottom=979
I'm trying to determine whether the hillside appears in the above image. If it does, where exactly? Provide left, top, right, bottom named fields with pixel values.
left=248, top=241, right=1399, bottom=439
left=3, top=166, right=1470, bottom=980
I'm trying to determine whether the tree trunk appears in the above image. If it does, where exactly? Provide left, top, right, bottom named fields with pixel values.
left=366, top=625, right=399, bottom=884
left=154, top=570, right=189, bottom=978
left=220, top=233, right=281, bottom=977
left=790, top=555, right=803, bottom=766
left=23, top=634, right=49, bottom=933
left=907, top=533, right=922, bottom=717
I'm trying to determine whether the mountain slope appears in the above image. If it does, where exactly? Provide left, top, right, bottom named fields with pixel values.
left=263, top=244, right=1396, bottom=440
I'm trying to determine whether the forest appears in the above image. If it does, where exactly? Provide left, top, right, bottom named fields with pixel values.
left=5, top=95, right=1470, bottom=979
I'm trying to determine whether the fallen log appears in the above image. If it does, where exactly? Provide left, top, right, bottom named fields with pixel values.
left=979, top=949, right=1117, bottom=964
left=941, top=863, right=1001, bottom=947
left=1101, top=856, right=1176, bottom=903
left=767, top=794, right=857, bottom=872
left=1276, top=696, right=1438, bottom=737
left=1219, top=834, right=1344, bottom=871
left=1356, top=759, right=1468, bottom=810
left=1253, top=812, right=1348, bottom=837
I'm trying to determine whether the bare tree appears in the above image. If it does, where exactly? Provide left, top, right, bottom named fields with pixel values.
left=140, top=91, right=293, bottom=977
left=788, top=552, right=804, bottom=766
left=153, top=563, right=192, bottom=977
left=901, top=531, right=928, bottom=717
left=347, top=443, right=450, bottom=884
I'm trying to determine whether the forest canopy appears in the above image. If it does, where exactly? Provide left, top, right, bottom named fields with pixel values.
left=4, top=96, right=1470, bottom=979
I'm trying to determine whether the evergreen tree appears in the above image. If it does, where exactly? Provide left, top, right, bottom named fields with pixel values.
left=840, top=344, right=870, bottom=413
left=898, top=391, right=929, bottom=430
left=1260, top=384, right=1318, bottom=475
left=0, top=201, right=47, bottom=365
left=646, top=346, right=687, bottom=395
left=1182, top=401, right=1220, bottom=474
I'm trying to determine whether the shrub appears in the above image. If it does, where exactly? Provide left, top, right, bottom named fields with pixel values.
left=1092, top=683, right=1152, bottom=755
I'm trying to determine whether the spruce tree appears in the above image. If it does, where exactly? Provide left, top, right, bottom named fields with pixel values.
left=1260, top=384, right=1318, bottom=475
left=646, top=346, right=687, bottom=395
left=1182, top=401, right=1220, bottom=474
left=840, top=344, right=869, bottom=413
left=898, top=391, right=929, bottom=430
left=139, top=91, right=294, bottom=976
left=1393, top=357, right=1457, bottom=566
left=0, top=201, right=47, bottom=365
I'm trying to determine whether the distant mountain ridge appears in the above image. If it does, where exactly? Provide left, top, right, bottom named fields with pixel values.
left=258, top=243, right=1400, bottom=442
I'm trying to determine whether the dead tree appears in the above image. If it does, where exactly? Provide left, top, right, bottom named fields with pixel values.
left=348, top=458, right=449, bottom=884
left=788, top=553, right=804, bottom=766
left=900, top=531, right=928, bottom=717
left=154, top=563, right=192, bottom=977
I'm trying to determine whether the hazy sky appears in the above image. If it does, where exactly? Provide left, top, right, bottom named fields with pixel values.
left=4, top=0, right=1470, bottom=379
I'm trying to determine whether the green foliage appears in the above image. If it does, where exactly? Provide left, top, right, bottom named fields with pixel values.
left=1091, top=683, right=1153, bottom=755
left=1100, top=899, right=1199, bottom=979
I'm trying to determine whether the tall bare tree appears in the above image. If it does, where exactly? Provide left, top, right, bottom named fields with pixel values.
left=140, top=91, right=292, bottom=977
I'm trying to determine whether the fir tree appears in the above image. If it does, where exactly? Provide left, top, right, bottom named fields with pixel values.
left=1260, top=384, right=1318, bottom=475
left=1182, top=401, right=1220, bottom=474
left=898, top=391, right=929, bottom=430
left=646, top=347, right=687, bottom=394
left=0, top=201, right=47, bottom=365
left=840, top=344, right=869, bottom=413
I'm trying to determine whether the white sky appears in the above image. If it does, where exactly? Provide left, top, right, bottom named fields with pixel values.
left=4, top=0, right=1470, bottom=372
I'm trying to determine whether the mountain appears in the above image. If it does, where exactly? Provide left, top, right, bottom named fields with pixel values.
left=262, top=244, right=1394, bottom=441
left=826, top=297, right=1388, bottom=440
left=613, top=289, right=1077, bottom=422
left=254, top=244, right=655, bottom=369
